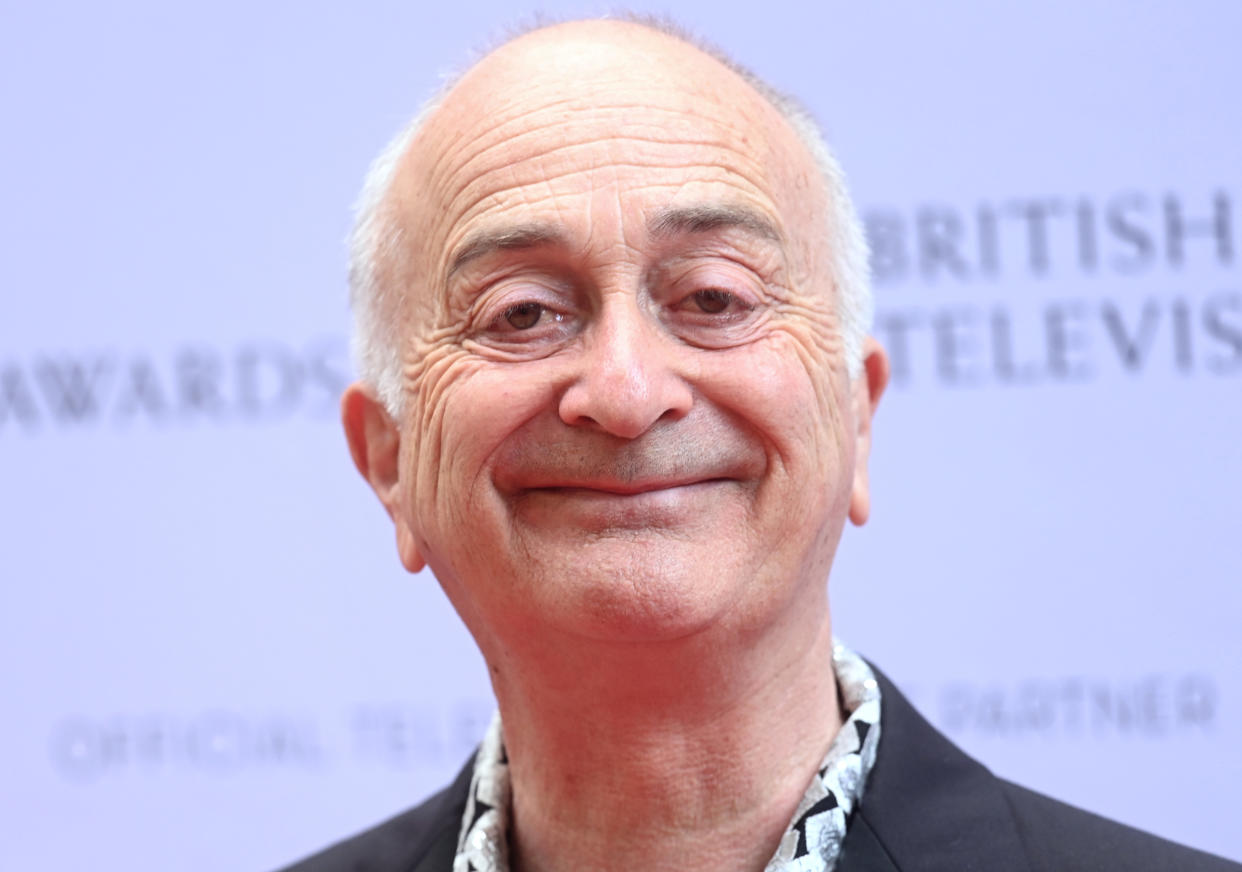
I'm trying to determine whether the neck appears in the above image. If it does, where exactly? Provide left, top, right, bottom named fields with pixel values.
left=490, top=608, right=842, bottom=872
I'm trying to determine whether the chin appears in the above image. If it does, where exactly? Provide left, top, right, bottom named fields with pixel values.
left=540, top=542, right=747, bottom=644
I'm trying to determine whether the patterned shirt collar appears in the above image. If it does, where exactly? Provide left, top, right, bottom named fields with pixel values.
left=454, top=641, right=882, bottom=872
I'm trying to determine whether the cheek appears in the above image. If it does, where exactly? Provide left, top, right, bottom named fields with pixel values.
left=403, top=350, right=557, bottom=533
left=740, top=334, right=857, bottom=574
left=704, top=329, right=851, bottom=476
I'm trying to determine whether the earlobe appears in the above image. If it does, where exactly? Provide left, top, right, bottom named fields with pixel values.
left=848, top=339, right=890, bottom=527
left=340, top=382, right=427, bottom=573
left=394, top=524, right=428, bottom=575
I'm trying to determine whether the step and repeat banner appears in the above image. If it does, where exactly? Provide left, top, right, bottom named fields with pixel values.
left=2, top=2, right=1238, bottom=869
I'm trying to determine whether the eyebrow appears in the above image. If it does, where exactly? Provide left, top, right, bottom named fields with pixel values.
left=647, top=204, right=783, bottom=245
left=445, top=205, right=782, bottom=278
left=447, top=222, right=567, bottom=277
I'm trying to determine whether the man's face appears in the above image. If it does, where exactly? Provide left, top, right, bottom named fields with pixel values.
left=351, top=22, right=882, bottom=656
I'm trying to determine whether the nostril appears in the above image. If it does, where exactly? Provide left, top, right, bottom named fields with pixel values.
left=658, top=405, right=689, bottom=424
left=558, top=377, right=693, bottom=439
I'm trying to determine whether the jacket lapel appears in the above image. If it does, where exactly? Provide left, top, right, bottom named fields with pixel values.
left=408, top=825, right=459, bottom=872
left=405, top=756, right=474, bottom=872
left=836, top=664, right=1034, bottom=872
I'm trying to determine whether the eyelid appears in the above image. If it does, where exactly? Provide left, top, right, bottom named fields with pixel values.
left=652, top=262, right=771, bottom=348
left=465, top=277, right=584, bottom=357
left=666, top=263, right=764, bottom=306
left=472, top=276, right=572, bottom=328
left=667, top=287, right=749, bottom=315
left=483, top=303, right=570, bottom=341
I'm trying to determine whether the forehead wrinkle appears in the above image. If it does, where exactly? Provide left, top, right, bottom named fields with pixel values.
left=439, top=175, right=766, bottom=273
left=419, top=93, right=584, bottom=192
left=456, top=145, right=771, bottom=216
left=436, top=145, right=774, bottom=238
left=417, top=142, right=760, bottom=269
left=428, top=104, right=779, bottom=209
left=414, top=78, right=783, bottom=208
left=423, top=132, right=773, bottom=236
left=436, top=167, right=773, bottom=279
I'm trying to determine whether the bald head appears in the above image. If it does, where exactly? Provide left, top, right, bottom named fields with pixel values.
left=349, top=18, right=872, bottom=414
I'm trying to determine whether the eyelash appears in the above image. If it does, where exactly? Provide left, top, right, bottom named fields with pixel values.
left=678, top=288, right=754, bottom=317
left=497, top=301, right=565, bottom=331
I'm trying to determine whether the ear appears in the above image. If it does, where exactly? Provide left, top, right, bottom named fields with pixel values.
left=848, top=338, right=890, bottom=526
left=341, top=381, right=426, bottom=573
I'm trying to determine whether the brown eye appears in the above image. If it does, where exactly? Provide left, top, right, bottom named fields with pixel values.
left=505, top=302, right=544, bottom=330
left=693, top=289, right=733, bottom=314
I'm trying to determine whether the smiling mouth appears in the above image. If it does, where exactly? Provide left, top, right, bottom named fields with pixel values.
left=514, top=477, right=735, bottom=530
left=534, top=478, right=730, bottom=497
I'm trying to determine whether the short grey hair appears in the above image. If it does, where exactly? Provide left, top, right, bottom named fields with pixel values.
left=348, top=16, right=873, bottom=417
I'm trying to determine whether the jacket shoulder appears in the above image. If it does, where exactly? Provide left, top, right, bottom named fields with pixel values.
left=1000, top=779, right=1241, bottom=872
left=840, top=662, right=1241, bottom=872
left=274, top=758, right=472, bottom=872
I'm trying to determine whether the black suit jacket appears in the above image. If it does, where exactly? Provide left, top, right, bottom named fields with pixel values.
left=277, top=665, right=1239, bottom=871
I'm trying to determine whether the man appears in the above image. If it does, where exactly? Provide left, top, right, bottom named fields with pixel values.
left=281, top=17, right=1238, bottom=872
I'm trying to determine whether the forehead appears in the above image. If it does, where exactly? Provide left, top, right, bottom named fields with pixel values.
left=393, top=22, right=823, bottom=272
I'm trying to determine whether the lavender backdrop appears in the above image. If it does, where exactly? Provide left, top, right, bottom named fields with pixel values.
left=2, top=1, right=1239, bottom=868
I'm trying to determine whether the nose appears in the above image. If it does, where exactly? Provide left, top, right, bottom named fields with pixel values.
left=558, top=300, right=694, bottom=439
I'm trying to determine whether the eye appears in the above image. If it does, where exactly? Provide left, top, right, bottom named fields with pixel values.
left=504, top=301, right=554, bottom=330
left=464, top=274, right=579, bottom=358
left=497, top=301, right=568, bottom=332
left=675, top=287, right=753, bottom=319
left=690, top=289, right=735, bottom=314
left=660, top=276, right=765, bottom=349
left=479, top=295, right=575, bottom=348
